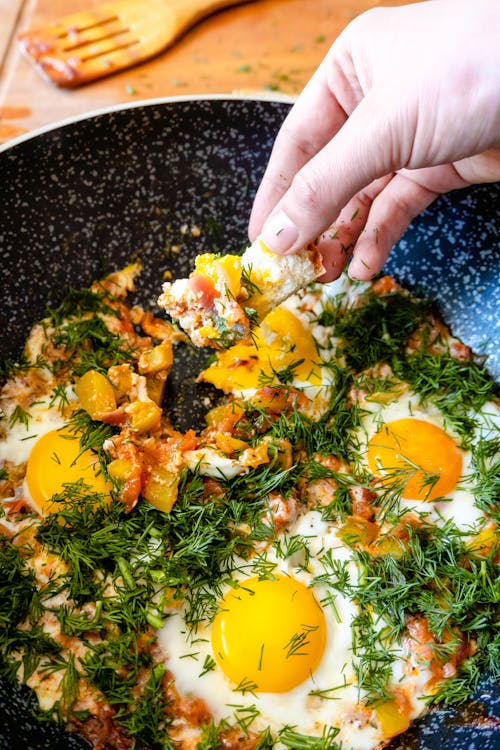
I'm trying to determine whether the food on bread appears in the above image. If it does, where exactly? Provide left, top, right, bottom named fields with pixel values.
left=157, top=237, right=324, bottom=348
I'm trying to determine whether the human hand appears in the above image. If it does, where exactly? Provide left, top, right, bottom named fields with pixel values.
left=248, top=0, right=500, bottom=281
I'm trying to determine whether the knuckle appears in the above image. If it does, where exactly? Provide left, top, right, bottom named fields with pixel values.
left=291, top=169, right=325, bottom=215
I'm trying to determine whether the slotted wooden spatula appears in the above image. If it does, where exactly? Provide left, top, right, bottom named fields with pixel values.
left=19, top=0, right=253, bottom=87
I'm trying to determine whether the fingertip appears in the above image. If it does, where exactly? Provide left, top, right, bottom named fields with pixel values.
left=347, top=255, right=378, bottom=281
left=260, top=210, right=300, bottom=254
left=317, top=266, right=344, bottom=283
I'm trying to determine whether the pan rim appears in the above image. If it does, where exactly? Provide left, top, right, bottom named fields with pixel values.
left=0, top=92, right=296, bottom=154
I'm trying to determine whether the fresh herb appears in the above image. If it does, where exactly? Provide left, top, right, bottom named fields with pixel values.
left=9, top=405, right=32, bottom=429
left=115, top=664, right=174, bottom=747
left=258, top=358, right=306, bottom=387
left=0, top=538, right=37, bottom=631
left=396, top=349, right=497, bottom=440
left=233, top=677, right=258, bottom=695
left=470, top=436, right=500, bottom=518
left=45, top=286, right=118, bottom=328
left=333, top=292, right=430, bottom=371
left=48, top=384, right=71, bottom=412
left=199, top=654, right=216, bottom=677
left=285, top=625, right=319, bottom=658
left=230, top=703, right=261, bottom=732
left=344, top=518, right=500, bottom=704
left=65, top=408, right=117, bottom=475
left=51, top=315, right=134, bottom=375
left=240, top=264, right=263, bottom=298
left=0, top=353, right=47, bottom=382
left=278, top=725, right=340, bottom=750
left=197, top=719, right=228, bottom=750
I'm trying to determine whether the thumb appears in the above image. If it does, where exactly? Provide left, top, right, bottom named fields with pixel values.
left=260, top=92, right=410, bottom=255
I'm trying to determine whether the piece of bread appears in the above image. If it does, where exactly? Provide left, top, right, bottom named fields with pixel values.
left=240, top=238, right=324, bottom=320
left=157, top=237, right=324, bottom=349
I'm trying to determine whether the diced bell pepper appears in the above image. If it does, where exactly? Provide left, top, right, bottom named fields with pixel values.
left=75, top=369, right=117, bottom=420
left=143, top=467, right=179, bottom=513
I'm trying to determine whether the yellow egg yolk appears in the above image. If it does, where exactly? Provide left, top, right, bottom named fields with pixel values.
left=201, top=307, right=321, bottom=392
left=26, top=428, right=111, bottom=514
left=211, top=575, right=326, bottom=693
left=367, top=418, right=463, bottom=501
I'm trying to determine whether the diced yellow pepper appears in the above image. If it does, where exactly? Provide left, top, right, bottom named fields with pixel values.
left=138, top=340, right=173, bottom=375
left=366, top=379, right=408, bottom=404
left=215, top=433, right=249, bottom=455
left=146, top=373, right=167, bottom=406
left=143, top=467, right=179, bottom=513
left=205, top=404, right=229, bottom=427
left=372, top=533, right=407, bottom=558
left=375, top=699, right=410, bottom=739
left=204, top=402, right=246, bottom=431
left=264, top=437, right=293, bottom=470
left=107, top=458, right=134, bottom=481
left=75, top=369, right=116, bottom=420
left=467, top=524, right=497, bottom=557
left=337, top=516, right=379, bottom=547
left=126, top=400, right=162, bottom=434
left=241, top=440, right=269, bottom=469
left=108, top=364, right=134, bottom=401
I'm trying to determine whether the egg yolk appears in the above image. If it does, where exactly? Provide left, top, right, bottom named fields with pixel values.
left=367, top=418, right=463, bottom=501
left=26, top=428, right=111, bottom=514
left=211, top=575, right=326, bottom=693
left=201, top=307, right=321, bottom=392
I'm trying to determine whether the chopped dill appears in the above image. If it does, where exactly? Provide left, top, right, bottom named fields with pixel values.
left=51, top=315, right=134, bottom=375
left=258, top=358, right=306, bottom=386
left=241, top=264, right=263, bottom=297
left=0, top=353, right=47, bottom=382
left=278, top=724, right=341, bottom=750
left=44, top=285, right=119, bottom=328
left=8, top=404, right=32, bottom=429
left=331, top=291, right=430, bottom=370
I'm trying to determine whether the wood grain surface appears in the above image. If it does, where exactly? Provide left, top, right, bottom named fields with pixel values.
left=0, top=0, right=408, bottom=144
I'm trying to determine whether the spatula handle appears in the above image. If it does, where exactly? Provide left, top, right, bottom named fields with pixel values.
left=170, top=0, right=252, bottom=31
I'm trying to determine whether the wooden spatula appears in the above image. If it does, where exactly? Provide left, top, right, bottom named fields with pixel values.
left=19, top=0, right=253, bottom=87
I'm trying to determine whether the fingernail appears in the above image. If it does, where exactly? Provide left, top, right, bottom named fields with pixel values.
left=348, top=256, right=372, bottom=280
left=261, top=211, right=299, bottom=254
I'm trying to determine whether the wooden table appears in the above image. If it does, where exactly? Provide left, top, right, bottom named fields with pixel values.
left=0, top=0, right=404, bottom=145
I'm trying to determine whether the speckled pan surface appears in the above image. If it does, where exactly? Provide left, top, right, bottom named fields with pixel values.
left=0, top=97, right=498, bottom=750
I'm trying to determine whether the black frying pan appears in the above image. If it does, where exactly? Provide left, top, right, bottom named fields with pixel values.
left=0, top=96, right=498, bottom=750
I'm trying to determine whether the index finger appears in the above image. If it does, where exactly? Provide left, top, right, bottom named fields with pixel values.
left=248, top=55, right=350, bottom=241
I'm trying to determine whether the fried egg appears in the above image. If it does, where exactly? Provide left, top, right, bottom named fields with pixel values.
left=0, top=390, right=110, bottom=515
left=25, top=427, right=111, bottom=514
left=159, top=510, right=432, bottom=749
left=353, top=387, right=500, bottom=531
left=200, top=276, right=360, bottom=420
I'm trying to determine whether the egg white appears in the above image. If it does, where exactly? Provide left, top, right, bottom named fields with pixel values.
left=0, top=397, right=68, bottom=467
left=353, top=388, right=500, bottom=532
